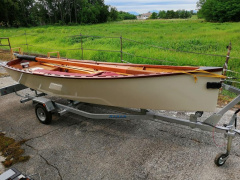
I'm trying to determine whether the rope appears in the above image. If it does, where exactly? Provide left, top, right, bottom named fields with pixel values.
left=81, top=48, right=120, bottom=53
left=123, top=51, right=176, bottom=64
left=177, top=69, right=226, bottom=83
left=225, top=80, right=240, bottom=84
left=123, top=38, right=240, bottom=59
left=14, top=44, right=121, bottom=54
left=121, top=60, right=131, bottom=64
left=24, top=44, right=62, bottom=51
left=7, top=33, right=240, bottom=63
left=67, top=34, right=120, bottom=39
left=227, top=70, right=240, bottom=74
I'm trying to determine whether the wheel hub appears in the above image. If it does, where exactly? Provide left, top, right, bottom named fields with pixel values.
left=218, top=157, right=225, bottom=165
left=37, top=108, right=46, bottom=121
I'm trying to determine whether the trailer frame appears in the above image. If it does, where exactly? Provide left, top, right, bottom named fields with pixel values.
left=1, top=83, right=240, bottom=166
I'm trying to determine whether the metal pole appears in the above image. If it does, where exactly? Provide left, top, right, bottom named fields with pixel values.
left=80, top=33, right=83, bottom=60
left=226, top=132, right=235, bottom=155
left=120, top=35, right=123, bottom=63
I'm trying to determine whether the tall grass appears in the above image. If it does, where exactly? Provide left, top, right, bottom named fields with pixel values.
left=1, top=19, right=240, bottom=71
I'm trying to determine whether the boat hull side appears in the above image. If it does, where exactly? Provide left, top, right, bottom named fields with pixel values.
left=5, top=68, right=221, bottom=112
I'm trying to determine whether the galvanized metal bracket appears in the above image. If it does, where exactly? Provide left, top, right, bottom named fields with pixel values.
left=0, top=84, right=28, bottom=96
left=223, top=83, right=240, bottom=95
left=32, top=97, right=55, bottom=112
left=203, top=114, right=223, bottom=127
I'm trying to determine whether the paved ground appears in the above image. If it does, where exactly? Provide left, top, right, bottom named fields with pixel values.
left=1, top=63, right=240, bottom=180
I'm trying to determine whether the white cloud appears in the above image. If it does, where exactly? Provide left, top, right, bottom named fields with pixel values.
left=105, top=0, right=198, bottom=13
left=105, top=0, right=196, bottom=4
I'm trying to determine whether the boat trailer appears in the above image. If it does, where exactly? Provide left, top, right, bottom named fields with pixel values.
left=1, top=83, right=240, bottom=166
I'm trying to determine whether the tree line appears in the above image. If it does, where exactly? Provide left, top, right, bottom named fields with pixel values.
left=0, top=0, right=136, bottom=27
left=150, top=10, right=194, bottom=19
left=197, top=0, right=240, bottom=22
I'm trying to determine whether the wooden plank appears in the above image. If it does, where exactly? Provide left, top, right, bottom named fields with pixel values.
left=41, top=63, right=101, bottom=74
left=74, top=60, right=198, bottom=70
left=35, top=57, right=154, bottom=75
left=41, top=63, right=132, bottom=76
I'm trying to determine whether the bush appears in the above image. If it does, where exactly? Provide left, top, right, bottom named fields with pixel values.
left=197, top=0, right=240, bottom=22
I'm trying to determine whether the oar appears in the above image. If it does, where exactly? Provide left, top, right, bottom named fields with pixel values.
left=14, top=53, right=154, bottom=75
left=42, top=62, right=131, bottom=76
left=41, top=62, right=101, bottom=74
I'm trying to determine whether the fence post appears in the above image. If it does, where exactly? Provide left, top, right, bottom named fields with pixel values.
left=25, top=30, right=28, bottom=54
left=120, top=35, right=123, bottom=63
left=223, top=41, right=232, bottom=76
left=80, top=33, right=83, bottom=60
left=7, top=38, right=11, bottom=50
left=0, top=37, right=11, bottom=50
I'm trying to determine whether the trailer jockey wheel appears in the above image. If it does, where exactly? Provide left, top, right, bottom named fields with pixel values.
left=35, top=104, right=52, bottom=124
left=214, top=153, right=228, bottom=166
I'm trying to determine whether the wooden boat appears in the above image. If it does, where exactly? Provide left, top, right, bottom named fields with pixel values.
left=2, top=54, right=225, bottom=111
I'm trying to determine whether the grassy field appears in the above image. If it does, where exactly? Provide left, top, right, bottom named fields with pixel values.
left=1, top=19, right=240, bottom=70
left=1, top=18, right=240, bottom=101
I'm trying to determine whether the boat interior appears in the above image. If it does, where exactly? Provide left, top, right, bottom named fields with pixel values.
left=7, top=57, right=199, bottom=77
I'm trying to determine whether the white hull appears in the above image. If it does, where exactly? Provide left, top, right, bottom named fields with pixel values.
left=5, top=68, right=221, bottom=111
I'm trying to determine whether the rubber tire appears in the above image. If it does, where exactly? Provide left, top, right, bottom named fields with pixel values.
left=35, top=104, right=52, bottom=124
left=214, top=153, right=228, bottom=166
left=195, top=111, right=204, bottom=117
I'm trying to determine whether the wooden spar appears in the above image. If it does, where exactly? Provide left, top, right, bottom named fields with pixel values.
left=68, top=60, right=198, bottom=70
left=41, top=63, right=96, bottom=74
left=35, top=57, right=154, bottom=75
left=41, top=62, right=132, bottom=75
left=14, top=53, right=198, bottom=74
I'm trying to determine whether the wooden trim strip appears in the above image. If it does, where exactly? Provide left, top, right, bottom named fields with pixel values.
left=4, top=60, right=224, bottom=80
left=35, top=57, right=153, bottom=75
left=66, top=59, right=198, bottom=70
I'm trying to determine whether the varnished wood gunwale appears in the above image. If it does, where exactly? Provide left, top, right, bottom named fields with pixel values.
left=35, top=57, right=155, bottom=75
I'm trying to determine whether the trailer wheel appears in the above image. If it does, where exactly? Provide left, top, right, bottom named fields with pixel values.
left=35, top=104, right=52, bottom=124
left=214, top=153, right=228, bottom=166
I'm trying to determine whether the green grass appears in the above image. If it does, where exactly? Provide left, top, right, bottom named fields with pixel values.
left=1, top=19, right=240, bottom=99
left=1, top=19, right=240, bottom=71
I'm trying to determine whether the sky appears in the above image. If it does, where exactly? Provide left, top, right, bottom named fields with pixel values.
left=105, top=0, right=199, bottom=14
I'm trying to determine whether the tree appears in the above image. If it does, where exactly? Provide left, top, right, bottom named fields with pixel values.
left=197, top=0, right=206, bottom=9
left=118, top=11, right=137, bottom=20
left=158, top=10, right=166, bottom=19
left=178, top=10, right=192, bottom=19
left=108, top=6, right=118, bottom=21
left=197, top=0, right=240, bottom=22
left=29, top=2, right=49, bottom=26
left=0, top=0, right=134, bottom=27
left=166, top=10, right=175, bottom=19
left=157, top=10, right=191, bottom=19
left=150, top=12, right=158, bottom=19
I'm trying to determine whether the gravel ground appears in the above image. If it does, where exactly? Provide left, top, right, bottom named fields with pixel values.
left=1, top=64, right=240, bottom=179
left=0, top=154, right=5, bottom=175
left=0, top=60, right=7, bottom=75
left=0, top=62, right=13, bottom=175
